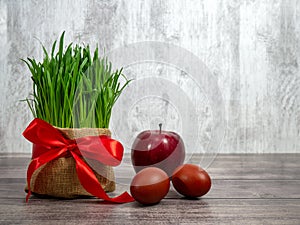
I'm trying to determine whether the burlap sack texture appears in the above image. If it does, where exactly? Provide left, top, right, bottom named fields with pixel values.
left=25, top=127, right=115, bottom=198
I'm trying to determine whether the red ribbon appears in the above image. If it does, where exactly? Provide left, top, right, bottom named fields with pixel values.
left=23, top=118, right=134, bottom=203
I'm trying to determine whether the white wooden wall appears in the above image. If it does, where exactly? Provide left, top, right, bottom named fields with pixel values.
left=0, top=0, right=299, bottom=153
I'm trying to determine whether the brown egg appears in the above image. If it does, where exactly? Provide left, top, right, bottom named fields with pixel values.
left=172, top=164, right=211, bottom=198
left=130, top=167, right=170, bottom=205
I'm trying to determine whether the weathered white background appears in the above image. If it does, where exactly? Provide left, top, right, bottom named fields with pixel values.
left=0, top=0, right=299, bottom=153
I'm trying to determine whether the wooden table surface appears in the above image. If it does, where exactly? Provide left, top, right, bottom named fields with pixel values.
left=0, top=154, right=300, bottom=225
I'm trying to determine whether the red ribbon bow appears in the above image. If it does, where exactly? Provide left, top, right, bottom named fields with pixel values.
left=23, top=118, right=134, bottom=203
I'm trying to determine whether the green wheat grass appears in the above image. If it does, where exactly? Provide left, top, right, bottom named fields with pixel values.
left=22, top=32, right=131, bottom=128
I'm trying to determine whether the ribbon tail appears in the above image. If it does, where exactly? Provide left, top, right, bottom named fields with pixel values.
left=71, top=152, right=134, bottom=203
left=26, top=148, right=67, bottom=202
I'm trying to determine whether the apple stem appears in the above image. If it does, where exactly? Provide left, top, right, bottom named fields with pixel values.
left=159, top=123, right=162, bottom=134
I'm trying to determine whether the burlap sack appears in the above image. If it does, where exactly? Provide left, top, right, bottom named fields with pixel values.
left=25, top=127, right=115, bottom=198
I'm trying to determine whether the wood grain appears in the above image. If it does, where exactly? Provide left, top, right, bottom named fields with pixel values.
left=1, top=0, right=300, bottom=154
left=0, top=154, right=299, bottom=224
left=1, top=199, right=300, bottom=225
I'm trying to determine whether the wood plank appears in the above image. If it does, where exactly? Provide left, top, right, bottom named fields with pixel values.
left=2, top=154, right=300, bottom=179
left=1, top=154, right=300, bottom=224
left=0, top=199, right=299, bottom=225
left=1, top=178, right=299, bottom=200
left=0, top=157, right=29, bottom=179
left=117, top=154, right=300, bottom=180
left=2, top=0, right=300, bottom=155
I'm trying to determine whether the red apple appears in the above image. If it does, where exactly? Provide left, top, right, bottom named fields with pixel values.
left=131, top=124, right=185, bottom=177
